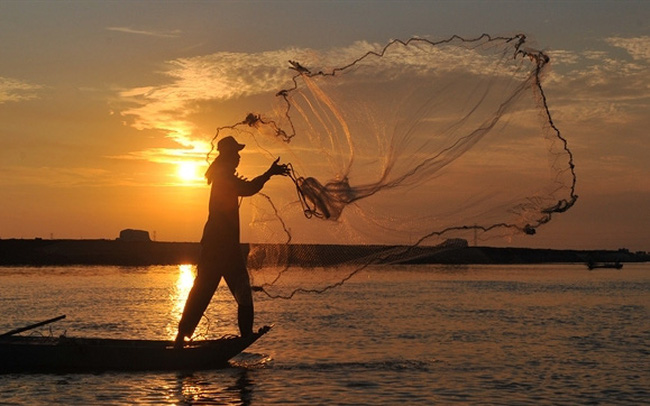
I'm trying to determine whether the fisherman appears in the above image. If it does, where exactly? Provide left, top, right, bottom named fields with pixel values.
left=175, top=136, right=289, bottom=347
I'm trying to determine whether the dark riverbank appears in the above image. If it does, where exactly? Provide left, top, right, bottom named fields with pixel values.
left=0, top=239, right=647, bottom=267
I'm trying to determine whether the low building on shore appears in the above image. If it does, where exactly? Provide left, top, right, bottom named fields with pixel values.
left=117, top=229, right=151, bottom=242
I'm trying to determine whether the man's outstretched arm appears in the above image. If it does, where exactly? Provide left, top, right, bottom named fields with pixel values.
left=235, top=158, right=289, bottom=196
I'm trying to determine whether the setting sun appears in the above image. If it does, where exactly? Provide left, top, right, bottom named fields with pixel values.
left=177, top=161, right=203, bottom=183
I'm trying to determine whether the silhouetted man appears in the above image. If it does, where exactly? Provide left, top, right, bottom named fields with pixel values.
left=175, top=136, right=288, bottom=347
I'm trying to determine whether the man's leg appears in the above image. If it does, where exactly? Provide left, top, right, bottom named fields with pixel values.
left=175, top=274, right=220, bottom=346
left=237, top=303, right=254, bottom=338
left=224, top=266, right=254, bottom=337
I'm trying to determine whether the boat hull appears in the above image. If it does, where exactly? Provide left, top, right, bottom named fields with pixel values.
left=0, top=327, right=270, bottom=373
left=587, top=262, right=623, bottom=270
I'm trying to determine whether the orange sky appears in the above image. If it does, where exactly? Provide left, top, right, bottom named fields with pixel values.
left=0, top=1, right=648, bottom=251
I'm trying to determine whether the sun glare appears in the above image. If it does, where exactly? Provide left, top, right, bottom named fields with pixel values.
left=177, top=161, right=202, bottom=183
left=167, top=264, right=197, bottom=339
left=177, top=264, right=196, bottom=293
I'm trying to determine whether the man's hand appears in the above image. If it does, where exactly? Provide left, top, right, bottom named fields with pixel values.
left=268, top=157, right=290, bottom=176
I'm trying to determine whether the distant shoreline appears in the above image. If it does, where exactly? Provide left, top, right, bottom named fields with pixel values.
left=1, top=239, right=647, bottom=267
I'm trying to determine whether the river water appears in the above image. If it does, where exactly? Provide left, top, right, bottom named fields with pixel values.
left=1, top=263, right=648, bottom=405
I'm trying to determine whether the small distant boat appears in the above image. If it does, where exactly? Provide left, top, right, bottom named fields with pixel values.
left=0, top=316, right=271, bottom=373
left=586, top=261, right=623, bottom=270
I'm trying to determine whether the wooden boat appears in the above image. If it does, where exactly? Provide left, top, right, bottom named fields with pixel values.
left=0, top=322, right=272, bottom=373
left=586, top=261, right=623, bottom=270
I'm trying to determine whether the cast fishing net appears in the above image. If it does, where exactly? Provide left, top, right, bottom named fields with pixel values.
left=209, top=34, right=577, bottom=299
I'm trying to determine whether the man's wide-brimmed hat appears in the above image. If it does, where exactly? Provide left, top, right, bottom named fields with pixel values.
left=217, top=136, right=245, bottom=152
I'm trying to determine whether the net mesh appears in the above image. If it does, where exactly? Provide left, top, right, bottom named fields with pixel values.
left=209, top=34, right=577, bottom=299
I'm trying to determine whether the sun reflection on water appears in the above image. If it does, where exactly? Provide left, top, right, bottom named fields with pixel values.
left=166, top=264, right=196, bottom=339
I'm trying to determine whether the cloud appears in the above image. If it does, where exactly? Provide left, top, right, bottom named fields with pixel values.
left=605, top=36, right=650, bottom=61
left=0, top=165, right=114, bottom=188
left=540, top=37, right=650, bottom=197
left=0, top=77, right=42, bottom=104
left=114, top=46, right=332, bottom=162
left=115, top=37, right=534, bottom=150
left=113, top=33, right=644, bottom=198
left=545, top=49, right=580, bottom=65
left=106, top=26, right=181, bottom=38
left=111, top=145, right=207, bottom=165
left=545, top=38, right=650, bottom=124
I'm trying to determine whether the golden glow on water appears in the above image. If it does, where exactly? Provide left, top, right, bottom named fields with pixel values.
left=166, top=264, right=196, bottom=339
left=177, top=264, right=197, bottom=293
left=2, top=265, right=649, bottom=404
